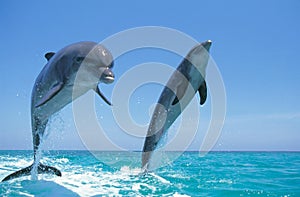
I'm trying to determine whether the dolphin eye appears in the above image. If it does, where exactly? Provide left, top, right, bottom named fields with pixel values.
left=108, top=61, right=114, bottom=68
left=75, top=57, right=84, bottom=63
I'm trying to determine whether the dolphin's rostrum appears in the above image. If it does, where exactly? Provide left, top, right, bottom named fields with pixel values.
left=2, top=41, right=115, bottom=181
left=142, top=40, right=212, bottom=171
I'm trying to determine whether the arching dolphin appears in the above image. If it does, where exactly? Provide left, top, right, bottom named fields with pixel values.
left=142, top=40, right=212, bottom=171
left=2, top=41, right=115, bottom=181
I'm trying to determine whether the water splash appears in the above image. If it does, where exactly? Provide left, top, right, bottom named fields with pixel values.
left=30, top=116, right=54, bottom=181
left=30, top=133, right=45, bottom=180
left=2, top=152, right=298, bottom=196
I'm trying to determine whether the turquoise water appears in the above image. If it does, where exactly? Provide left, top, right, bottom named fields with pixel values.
left=0, top=151, right=299, bottom=196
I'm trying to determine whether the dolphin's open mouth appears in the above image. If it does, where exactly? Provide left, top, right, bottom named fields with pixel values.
left=100, top=68, right=115, bottom=84
left=102, top=75, right=114, bottom=84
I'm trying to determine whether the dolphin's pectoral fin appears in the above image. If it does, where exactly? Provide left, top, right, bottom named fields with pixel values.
left=94, top=86, right=112, bottom=106
left=172, top=97, right=179, bottom=105
left=172, top=80, right=188, bottom=105
left=45, top=52, right=55, bottom=61
left=35, top=82, right=64, bottom=108
left=198, top=80, right=207, bottom=105
left=1, top=163, right=61, bottom=182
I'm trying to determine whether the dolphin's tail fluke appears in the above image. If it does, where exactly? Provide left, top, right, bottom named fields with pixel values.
left=1, top=163, right=61, bottom=182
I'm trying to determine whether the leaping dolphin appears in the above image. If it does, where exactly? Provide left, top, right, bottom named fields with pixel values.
left=142, top=40, right=212, bottom=171
left=2, top=41, right=115, bottom=181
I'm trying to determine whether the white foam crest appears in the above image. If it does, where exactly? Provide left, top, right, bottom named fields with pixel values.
left=0, top=158, right=31, bottom=173
left=131, top=183, right=141, bottom=191
left=165, top=172, right=190, bottom=179
left=0, top=163, right=177, bottom=196
left=206, top=178, right=233, bottom=184
left=41, top=157, right=69, bottom=165
left=131, top=182, right=157, bottom=193
left=47, top=165, right=160, bottom=196
left=18, top=191, right=35, bottom=197
left=46, top=170, right=126, bottom=196
left=172, top=192, right=191, bottom=197
left=149, top=172, right=170, bottom=184
left=119, top=165, right=142, bottom=175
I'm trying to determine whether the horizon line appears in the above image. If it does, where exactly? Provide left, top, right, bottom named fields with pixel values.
left=0, top=149, right=299, bottom=153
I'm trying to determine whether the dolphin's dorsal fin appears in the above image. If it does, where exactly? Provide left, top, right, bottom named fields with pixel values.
left=45, top=52, right=55, bottom=61
left=35, top=82, right=64, bottom=108
left=198, top=80, right=207, bottom=105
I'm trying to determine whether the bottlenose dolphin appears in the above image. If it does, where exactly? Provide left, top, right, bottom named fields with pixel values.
left=142, top=40, right=212, bottom=171
left=2, top=41, right=115, bottom=181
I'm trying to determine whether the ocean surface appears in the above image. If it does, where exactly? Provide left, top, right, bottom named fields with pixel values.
left=0, top=151, right=299, bottom=196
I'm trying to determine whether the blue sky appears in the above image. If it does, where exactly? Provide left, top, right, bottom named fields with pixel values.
left=0, top=0, right=299, bottom=151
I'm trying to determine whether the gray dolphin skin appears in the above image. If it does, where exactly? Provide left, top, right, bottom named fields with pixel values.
left=142, top=40, right=212, bottom=171
left=2, top=41, right=115, bottom=181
